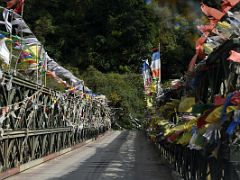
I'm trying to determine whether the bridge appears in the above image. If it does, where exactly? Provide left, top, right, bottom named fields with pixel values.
left=0, top=72, right=111, bottom=179
left=1, top=1, right=240, bottom=180
left=4, top=131, right=173, bottom=180
left=0, top=5, right=113, bottom=178
left=0, top=5, right=173, bottom=179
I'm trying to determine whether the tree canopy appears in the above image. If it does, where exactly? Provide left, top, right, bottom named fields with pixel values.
left=18, top=0, right=158, bottom=73
left=0, top=0, right=202, bottom=127
left=0, top=0, right=199, bottom=75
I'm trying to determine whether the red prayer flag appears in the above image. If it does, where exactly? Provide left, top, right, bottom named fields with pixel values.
left=197, top=24, right=216, bottom=35
left=228, top=50, right=240, bottom=63
left=231, top=91, right=240, bottom=105
left=201, top=3, right=224, bottom=20
left=6, top=0, right=18, bottom=9
left=222, top=0, right=240, bottom=12
left=214, top=96, right=226, bottom=106
left=14, top=0, right=24, bottom=14
left=222, top=0, right=233, bottom=12
left=196, top=35, right=208, bottom=57
left=227, top=0, right=240, bottom=6
left=6, top=0, right=25, bottom=14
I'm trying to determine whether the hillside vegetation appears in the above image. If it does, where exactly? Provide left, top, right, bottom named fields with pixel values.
left=0, top=0, right=200, bottom=128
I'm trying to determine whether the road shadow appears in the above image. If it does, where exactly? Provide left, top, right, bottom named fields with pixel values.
left=49, top=131, right=172, bottom=180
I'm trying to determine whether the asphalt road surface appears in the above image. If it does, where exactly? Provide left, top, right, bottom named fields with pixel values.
left=7, top=131, right=173, bottom=180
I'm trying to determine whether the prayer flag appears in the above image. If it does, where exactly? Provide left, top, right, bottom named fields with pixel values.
left=6, top=0, right=19, bottom=9
left=201, top=3, right=224, bottom=20
left=142, top=60, right=152, bottom=88
left=150, top=51, right=161, bottom=80
left=143, top=60, right=153, bottom=95
left=6, top=0, right=25, bottom=14
left=228, top=50, right=240, bottom=63
left=0, top=38, right=10, bottom=64
left=0, top=9, right=12, bottom=33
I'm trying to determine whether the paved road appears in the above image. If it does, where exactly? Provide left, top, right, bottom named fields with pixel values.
left=7, top=131, right=173, bottom=180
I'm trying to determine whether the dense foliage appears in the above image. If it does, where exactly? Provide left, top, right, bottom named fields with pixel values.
left=0, top=0, right=201, bottom=127
left=82, top=66, right=145, bottom=128
left=20, top=0, right=157, bottom=73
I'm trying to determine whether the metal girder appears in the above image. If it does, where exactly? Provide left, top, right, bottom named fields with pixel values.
left=0, top=128, right=71, bottom=140
left=0, top=72, right=111, bottom=173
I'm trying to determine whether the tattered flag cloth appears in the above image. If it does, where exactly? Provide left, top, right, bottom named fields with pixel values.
left=222, top=0, right=240, bottom=12
left=197, top=23, right=216, bottom=36
left=196, top=35, right=208, bottom=56
left=0, top=8, right=12, bottom=33
left=226, top=110, right=240, bottom=135
left=151, top=51, right=160, bottom=80
left=178, top=97, right=195, bottom=113
left=0, top=38, right=10, bottom=64
left=228, top=50, right=240, bottom=63
left=207, top=105, right=236, bottom=123
left=14, top=0, right=24, bottom=14
left=6, top=0, right=25, bottom=14
left=195, top=1, right=240, bottom=57
left=46, top=70, right=57, bottom=78
left=221, top=0, right=237, bottom=12
left=47, top=58, right=84, bottom=88
left=12, top=18, right=33, bottom=34
left=19, top=51, right=35, bottom=64
left=197, top=108, right=216, bottom=128
left=221, top=93, right=234, bottom=123
left=171, top=79, right=181, bottom=89
left=167, top=131, right=184, bottom=143
left=177, top=132, right=192, bottom=145
left=6, top=0, right=18, bottom=9
left=142, top=60, right=152, bottom=89
left=231, top=91, right=240, bottom=105
left=18, top=45, right=40, bottom=64
left=201, top=3, right=224, bottom=20
left=214, top=95, right=226, bottom=106
left=222, top=0, right=232, bottom=13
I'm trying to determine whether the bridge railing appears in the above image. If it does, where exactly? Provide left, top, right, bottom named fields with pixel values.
left=152, top=136, right=240, bottom=180
left=0, top=72, right=111, bottom=173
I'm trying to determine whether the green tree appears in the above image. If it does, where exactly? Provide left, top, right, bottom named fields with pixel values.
left=149, top=1, right=199, bottom=79
left=82, top=66, right=145, bottom=128
left=0, top=0, right=203, bottom=127
left=18, top=0, right=158, bottom=73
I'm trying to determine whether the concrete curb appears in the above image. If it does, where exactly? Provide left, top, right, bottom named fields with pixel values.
left=0, top=131, right=110, bottom=180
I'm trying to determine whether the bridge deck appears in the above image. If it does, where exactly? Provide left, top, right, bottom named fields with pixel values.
left=7, top=131, right=173, bottom=180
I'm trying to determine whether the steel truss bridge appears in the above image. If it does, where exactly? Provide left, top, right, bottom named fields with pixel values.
left=0, top=72, right=111, bottom=175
